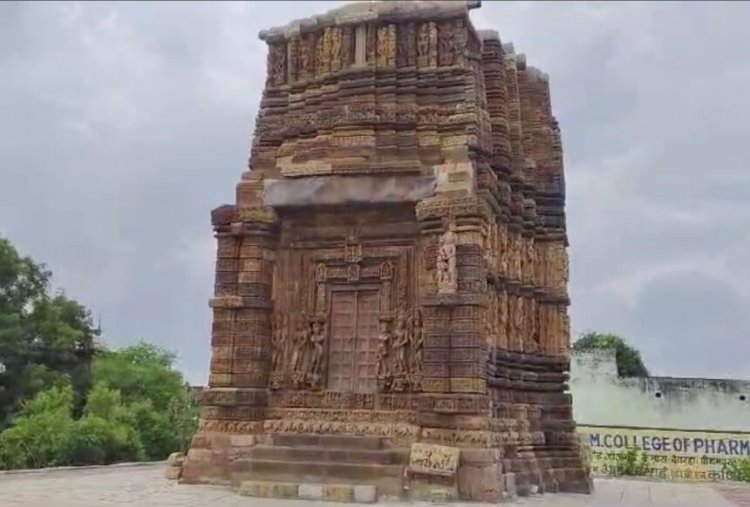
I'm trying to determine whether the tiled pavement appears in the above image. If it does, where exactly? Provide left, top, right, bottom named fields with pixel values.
left=0, top=464, right=748, bottom=507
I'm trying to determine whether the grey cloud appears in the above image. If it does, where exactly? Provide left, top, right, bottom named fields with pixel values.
left=1, top=1, right=749, bottom=383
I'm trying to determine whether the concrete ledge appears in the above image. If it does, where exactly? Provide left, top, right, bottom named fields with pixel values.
left=0, top=460, right=166, bottom=477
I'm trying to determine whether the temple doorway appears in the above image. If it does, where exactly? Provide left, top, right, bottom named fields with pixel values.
left=327, top=287, right=380, bottom=393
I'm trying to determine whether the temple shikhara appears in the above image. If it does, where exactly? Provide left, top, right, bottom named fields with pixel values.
left=182, top=0, right=591, bottom=501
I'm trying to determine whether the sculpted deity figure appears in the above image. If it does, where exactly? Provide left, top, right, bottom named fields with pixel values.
left=561, top=248, right=570, bottom=284
left=437, top=21, right=454, bottom=66
left=560, top=311, right=570, bottom=353
left=271, top=313, right=288, bottom=373
left=330, top=27, right=342, bottom=69
left=437, top=220, right=457, bottom=293
left=535, top=243, right=545, bottom=286
left=525, top=239, right=536, bottom=284
left=498, top=223, right=509, bottom=276
left=498, top=290, right=508, bottom=348
left=291, top=314, right=310, bottom=376
left=417, top=23, right=430, bottom=61
left=300, top=34, right=314, bottom=77
left=512, top=297, right=524, bottom=350
left=511, top=234, right=522, bottom=280
left=308, top=318, right=327, bottom=386
left=315, top=33, right=326, bottom=74
left=409, top=308, right=423, bottom=374
left=376, top=319, right=392, bottom=380
left=393, top=312, right=409, bottom=375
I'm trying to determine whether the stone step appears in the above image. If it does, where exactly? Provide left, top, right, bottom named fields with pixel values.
left=232, top=458, right=405, bottom=482
left=249, top=445, right=407, bottom=465
left=238, top=480, right=377, bottom=503
left=231, top=459, right=405, bottom=498
left=270, top=434, right=383, bottom=450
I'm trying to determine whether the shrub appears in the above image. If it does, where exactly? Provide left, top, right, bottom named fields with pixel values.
left=724, top=457, right=750, bottom=482
left=0, top=386, right=74, bottom=469
left=64, top=416, right=144, bottom=466
left=122, top=400, right=176, bottom=460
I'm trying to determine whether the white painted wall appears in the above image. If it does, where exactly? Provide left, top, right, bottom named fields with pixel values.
left=570, top=350, right=750, bottom=432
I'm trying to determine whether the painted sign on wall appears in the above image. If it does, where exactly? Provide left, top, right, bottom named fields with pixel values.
left=578, top=424, right=750, bottom=481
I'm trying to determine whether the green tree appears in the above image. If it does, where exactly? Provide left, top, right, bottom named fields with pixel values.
left=92, top=342, right=198, bottom=459
left=573, top=331, right=649, bottom=377
left=0, top=237, right=99, bottom=426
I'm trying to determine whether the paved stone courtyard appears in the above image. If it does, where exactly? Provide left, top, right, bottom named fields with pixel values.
left=1, top=463, right=749, bottom=507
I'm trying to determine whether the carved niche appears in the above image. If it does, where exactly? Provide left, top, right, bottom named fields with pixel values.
left=268, top=43, right=287, bottom=86
left=436, top=218, right=458, bottom=294
left=437, top=20, right=455, bottom=66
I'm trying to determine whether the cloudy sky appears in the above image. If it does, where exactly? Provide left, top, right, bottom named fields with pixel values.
left=2, top=1, right=749, bottom=383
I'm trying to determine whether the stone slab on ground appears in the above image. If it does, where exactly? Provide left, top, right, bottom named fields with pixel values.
left=0, top=464, right=747, bottom=506
left=298, top=484, right=324, bottom=500
left=353, top=485, right=377, bottom=504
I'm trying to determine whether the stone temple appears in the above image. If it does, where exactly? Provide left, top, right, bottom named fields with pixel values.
left=182, top=0, right=591, bottom=501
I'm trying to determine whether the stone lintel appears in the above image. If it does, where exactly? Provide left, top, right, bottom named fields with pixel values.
left=263, top=175, right=436, bottom=208
left=209, top=296, right=273, bottom=310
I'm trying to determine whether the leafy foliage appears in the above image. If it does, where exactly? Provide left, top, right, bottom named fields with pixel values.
left=0, top=236, right=98, bottom=426
left=573, top=331, right=649, bottom=377
left=723, top=458, right=750, bottom=483
left=0, top=385, right=75, bottom=469
left=0, top=237, right=199, bottom=470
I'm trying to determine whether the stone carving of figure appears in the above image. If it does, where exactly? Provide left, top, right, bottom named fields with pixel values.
left=300, top=34, right=314, bottom=77
left=512, top=297, right=524, bottom=351
left=315, top=33, right=326, bottom=74
left=291, top=314, right=310, bottom=379
left=437, top=220, right=457, bottom=293
left=376, top=319, right=392, bottom=380
left=437, top=20, right=454, bottom=66
left=498, top=290, right=508, bottom=349
left=271, top=313, right=288, bottom=373
left=498, top=223, right=508, bottom=276
left=376, top=25, right=390, bottom=67
left=535, top=243, right=545, bottom=287
left=308, top=318, right=327, bottom=387
left=525, top=239, right=535, bottom=284
left=417, top=23, right=430, bottom=62
left=287, top=37, right=299, bottom=82
left=393, top=311, right=409, bottom=375
left=511, top=235, right=522, bottom=281
left=561, top=248, right=570, bottom=284
left=409, top=308, right=423, bottom=375
left=560, top=310, right=570, bottom=353
left=330, top=27, right=342, bottom=70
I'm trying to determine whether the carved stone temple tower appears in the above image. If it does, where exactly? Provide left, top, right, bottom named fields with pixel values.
left=182, top=0, right=591, bottom=501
